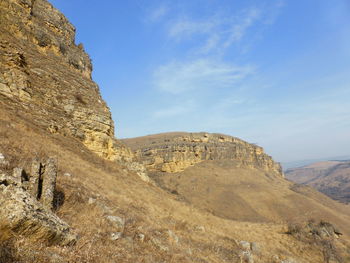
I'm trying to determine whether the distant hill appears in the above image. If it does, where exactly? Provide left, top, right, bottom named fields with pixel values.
left=282, top=155, right=350, bottom=170
left=285, top=160, right=350, bottom=203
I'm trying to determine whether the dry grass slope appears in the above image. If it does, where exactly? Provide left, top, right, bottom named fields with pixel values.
left=1, top=106, right=350, bottom=262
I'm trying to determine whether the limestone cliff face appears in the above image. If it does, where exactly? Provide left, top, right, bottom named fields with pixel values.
left=0, top=0, right=132, bottom=162
left=123, top=132, right=283, bottom=176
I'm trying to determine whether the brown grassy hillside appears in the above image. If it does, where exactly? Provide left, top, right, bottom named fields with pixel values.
left=286, top=161, right=350, bottom=204
left=1, top=0, right=350, bottom=262
left=153, top=160, right=350, bottom=227
left=1, top=95, right=350, bottom=263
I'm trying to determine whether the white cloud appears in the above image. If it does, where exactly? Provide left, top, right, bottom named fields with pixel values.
left=223, top=8, right=261, bottom=48
left=148, top=5, right=169, bottom=22
left=166, top=7, right=264, bottom=54
left=197, top=34, right=221, bottom=54
left=153, top=59, right=254, bottom=94
left=168, top=18, right=218, bottom=40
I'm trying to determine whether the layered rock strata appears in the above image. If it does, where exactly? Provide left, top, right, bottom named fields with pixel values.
left=123, top=132, right=283, bottom=176
left=0, top=157, right=76, bottom=245
left=0, top=0, right=132, bottom=162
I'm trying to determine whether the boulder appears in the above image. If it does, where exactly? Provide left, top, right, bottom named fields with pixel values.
left=0, top=158, right=76, bottom=245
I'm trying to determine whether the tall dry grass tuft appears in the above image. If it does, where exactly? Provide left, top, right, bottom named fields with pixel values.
left=0, top=224, right=16, bottom=263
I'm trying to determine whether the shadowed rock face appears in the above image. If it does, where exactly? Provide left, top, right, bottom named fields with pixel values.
left=0, top=0, right=132, bottom=162
left=123, top=132, right=283, bottom=176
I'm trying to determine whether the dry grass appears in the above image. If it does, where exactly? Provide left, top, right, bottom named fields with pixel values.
left=1, top=106, right=350, bottom=262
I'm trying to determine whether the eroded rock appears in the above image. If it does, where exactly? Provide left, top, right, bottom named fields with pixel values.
left=41, top=158, right=57, bottom=210
left=106, top=215, right=125, bottom=230
left=0, top=153, right=9, bottom=167
left=0, top=0, right=134, bottom=163
left=110, top=232, right=122, bottom=241
left=0, top=158, right=76, bottom=245
left=123, top=132, right=283, bottom=176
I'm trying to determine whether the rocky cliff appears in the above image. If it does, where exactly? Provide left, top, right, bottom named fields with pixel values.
left=0, top=0, right=132, bottom=162
left=123, top=132, right=283, bottom=176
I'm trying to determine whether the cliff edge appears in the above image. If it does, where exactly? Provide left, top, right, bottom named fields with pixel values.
left=0, top=0, right=132, bottom=162
left=123, top=132, right=283, bottom=176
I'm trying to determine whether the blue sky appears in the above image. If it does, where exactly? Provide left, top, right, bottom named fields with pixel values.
left=50, top=0, right=350, bottom=163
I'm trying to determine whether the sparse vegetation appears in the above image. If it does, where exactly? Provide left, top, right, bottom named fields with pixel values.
left=286, top=219, right=345, bottom=263
left=36, top=32, right=51, bottom=47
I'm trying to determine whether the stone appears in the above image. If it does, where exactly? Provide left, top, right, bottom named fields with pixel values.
left=106, top=215, right=125, bottom=229
left=110, top=232, right=122, bottom=241
left=63, top=172, right=72, bottom=177
left=250, top=242, right=260, bottom=254
left=239, top=240, right=251, bottom=251
left=29, top=158, right=41, bottom=197
left=240, top=251, right=254, bottom=263
left=194, top=225, right=205, bottom=232
left=88, top=197, right=96, bottom=205
left=0, top=153, right=9, bottom=167
left=136, top=233, right=145, bottom=242
left=126, top=161, right=152, bottom=183
left=41, top=158, right=57, bottom=210
left=0, top=167, right=76, bottom=245
left=12, top=167, right=24, bottom=185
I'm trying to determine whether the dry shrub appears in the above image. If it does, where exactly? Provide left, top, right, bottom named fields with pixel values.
left=286, top=222, right=303, bottom=237
left=286, top=219, right=344, bottom=263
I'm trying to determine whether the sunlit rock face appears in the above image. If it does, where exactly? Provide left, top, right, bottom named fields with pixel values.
left=123, top=132, right=283, bottom=176
left=0, top=0, right=133, bottom=162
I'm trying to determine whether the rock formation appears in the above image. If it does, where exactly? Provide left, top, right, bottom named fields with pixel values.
left=123, top=132, right=283, bottom=176
left=0, top=157, right=76, bottom=245
left=0, top=0, right=132, bottom=162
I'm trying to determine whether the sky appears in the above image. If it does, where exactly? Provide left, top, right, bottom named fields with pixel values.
left=49, top=0, right=350, bottom=163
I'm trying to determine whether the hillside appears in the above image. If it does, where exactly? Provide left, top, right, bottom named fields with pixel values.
left=286, top=160, right=350, bottom=204
left=1, top=1, right=350, bottom=263
left=124, top=133, right=350, bottom=225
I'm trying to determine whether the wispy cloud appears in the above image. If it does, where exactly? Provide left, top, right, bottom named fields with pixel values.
left=223, top=8, right=261, bottom=48
left=166, top=7, right=264, bottom=54
left=148, top=5, right=169, bottom=22
left=153, top=59, right=254, bottom=94
left=168, top=18, right=218, bottom=40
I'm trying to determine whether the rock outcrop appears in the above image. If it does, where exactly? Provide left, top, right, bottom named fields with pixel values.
left=123, top=132, right=283, bottom=176
left=0, top=157, right=76, bottom=245
left=0, top=0, right=132, bottom=162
